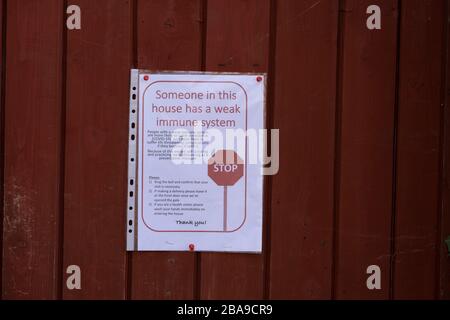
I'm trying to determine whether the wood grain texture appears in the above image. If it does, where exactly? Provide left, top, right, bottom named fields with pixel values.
left=130, top=0, right=202, bottom=299
left=63, top=0, right=131, bottom=299
left=440, top=0, right=450, bottom=300
left=393, top=0, right=446, bottom=299
left=334, top=0, right=398, bottom=299
left=0, top=0, right=448, bottom=300
left=0, top=0, right=4, bottom=299
left=2, top=0, right=63, bottom=299
left=200, top=0, right=270, bottom=300
left=268, top=0, right=338, bottom=299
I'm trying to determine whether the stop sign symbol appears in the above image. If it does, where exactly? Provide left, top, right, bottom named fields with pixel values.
left=208, top=150, right=244, bottom=186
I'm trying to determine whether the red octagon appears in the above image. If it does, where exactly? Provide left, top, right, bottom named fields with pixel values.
left=208, top=150, right=244, bottom=186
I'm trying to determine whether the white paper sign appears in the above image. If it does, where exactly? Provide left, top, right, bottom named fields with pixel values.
left=127, top=70, right=265, bottom=253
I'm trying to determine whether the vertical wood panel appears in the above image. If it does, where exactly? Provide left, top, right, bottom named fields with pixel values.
left=2, top=0, right=63, bottom=299
left=130, top=0, right=202, bottom=299
left=0, top=0, right=448, bottom=301
left=0, top=0, right=4, bottom=299
left=334, top=0, right=398, bottom=299
left=394, top=0, right=446, bottom=299
left=440, top=0, right=450, bottom=300
left=63, top=0, right=132, bottom=299
left=269, top=0, right=338, bottom=299
left=199, top=0, right=270, bottom=300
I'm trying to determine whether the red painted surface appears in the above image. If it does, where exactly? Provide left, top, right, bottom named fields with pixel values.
left=0, top=0, right=449, bottom=300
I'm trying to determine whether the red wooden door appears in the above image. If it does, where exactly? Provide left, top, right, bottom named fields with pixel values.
left=1, top=0, right=449, bottom=300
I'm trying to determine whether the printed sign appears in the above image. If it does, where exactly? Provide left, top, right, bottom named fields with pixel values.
left=127, top=70, right=265, bottom=252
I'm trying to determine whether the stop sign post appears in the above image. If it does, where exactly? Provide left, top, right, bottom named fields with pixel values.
left=208, top=150, right=244, bottom=231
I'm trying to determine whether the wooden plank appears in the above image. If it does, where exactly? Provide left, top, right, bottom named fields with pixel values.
left=268, top=0, right=338, bottom=299
left=63, top=0, right=132, bottom=299
left=334, top=0, right=398, bottom=299
left=130, top=0, right=202, bottom=299
left=394, top=0, right=446, bottom=299
left=0, top=0, right=4, bottom=299
left=440, top=0, right=450, bottom=300
left=199, top=0, right=270, bottom=300
left=2, top=0, right=63, bottom=299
